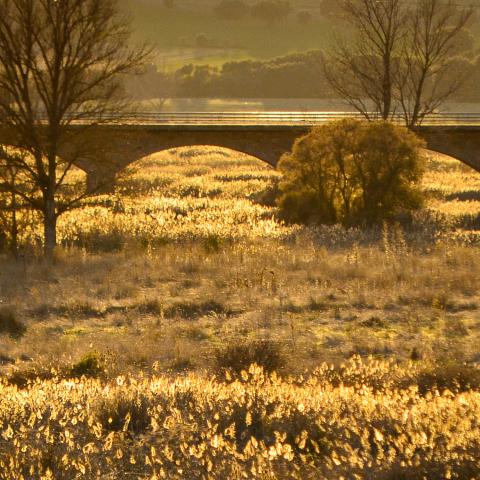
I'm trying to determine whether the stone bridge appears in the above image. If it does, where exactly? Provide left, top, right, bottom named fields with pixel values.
left=2, top=113, right=480, bottom=188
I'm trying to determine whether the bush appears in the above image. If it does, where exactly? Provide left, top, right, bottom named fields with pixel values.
left=94, top=390, right=151, bottom=433
left=69, top=352, right=104, bottom=378
left=165, top=300, right=230, bottom=320
left=195, top=33, right=210, bottom=48
left=0, top=307, right=26, bottom=338
left=277, top=120, right=425, bottom=226
left=416, top=362, right=480, bottom=394
left=215, top=339, right=285, bottom=375
left=7, top=366, right=56, bottom=388
left=297, top=10, right=313, bottom=25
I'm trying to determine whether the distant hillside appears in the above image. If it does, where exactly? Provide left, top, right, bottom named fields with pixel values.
left=119, top=0, right=335, bottom=68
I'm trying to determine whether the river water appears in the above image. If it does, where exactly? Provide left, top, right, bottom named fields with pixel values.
left=159, top=98, right=480, bottom=113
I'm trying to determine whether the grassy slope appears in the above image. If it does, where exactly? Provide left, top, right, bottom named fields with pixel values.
left=122, top=1, right=480, bottom=70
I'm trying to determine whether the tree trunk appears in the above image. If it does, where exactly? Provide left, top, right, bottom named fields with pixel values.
left=10, top=191, right=18, bottom=258
left=383, top=53, right=392, bottom=120
left=43, top=195, right=57, bottom=257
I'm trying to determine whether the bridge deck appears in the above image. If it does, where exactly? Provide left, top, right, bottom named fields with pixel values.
left=97, top=111, right=480, bottom=127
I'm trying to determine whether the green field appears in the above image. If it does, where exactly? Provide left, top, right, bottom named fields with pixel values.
left=120, top=0, right=480, bottom=71
left=122, top=0, right=334, bottom=68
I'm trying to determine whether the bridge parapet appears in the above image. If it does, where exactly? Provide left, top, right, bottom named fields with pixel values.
left=61, top=111, right=480, bottom=127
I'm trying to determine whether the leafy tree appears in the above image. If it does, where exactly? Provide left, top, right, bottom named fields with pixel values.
left=0, top=0, right=150, bottom=256
left=166, top=51, right=329, bottom=99
left=277, top=120, right=425, bottom=226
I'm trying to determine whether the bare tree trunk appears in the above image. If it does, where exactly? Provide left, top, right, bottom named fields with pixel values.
left=325, top=0, right=471, bottom=125
left=383, top=57, right=392, bottom=120
left=324, top=0, right=404, bottom=120
left=10, top=190, right=18, bottom=258
left=43, top=190, right=57, bottom=257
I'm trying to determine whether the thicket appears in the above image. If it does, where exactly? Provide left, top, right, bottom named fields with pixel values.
left=277, top=120, right=425, bottom=226
left=214, top=0, right=291, bottom=24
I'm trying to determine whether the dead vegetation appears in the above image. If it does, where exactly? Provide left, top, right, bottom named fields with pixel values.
left=0, top=147, right=479, bottom=478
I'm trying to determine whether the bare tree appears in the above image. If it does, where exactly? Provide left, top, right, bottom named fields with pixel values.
left=0, top=152, right=21, bottom=256
left=324, top=0, right=405, bottom=120
left=396, top=0, right=474, bottom=127
left=324, top=0, right=473, bottom=125
left=0, top=0, right=150, bottom=256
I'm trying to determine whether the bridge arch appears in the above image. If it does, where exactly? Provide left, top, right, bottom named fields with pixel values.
left=122, top=144, right=277, bottom=171
left=114, top=145, right=277, bottom=200
left=116, top=146, right=275, bottom=190
left=74, top=126, right=301, bottom=191
left=415, top=127, right=480, bottom=173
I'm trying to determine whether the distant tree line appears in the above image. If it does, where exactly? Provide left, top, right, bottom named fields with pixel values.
left=211, top=0, right=346, bottom=25
left=126, top=43, right=480, bottom=102
left=125, top=51, right=330, bottom=100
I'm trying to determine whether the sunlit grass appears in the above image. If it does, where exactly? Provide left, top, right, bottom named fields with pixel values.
left=1, top=147, right=480, bottom=479
left=0, top=359, right=479, bottom=479
left=52, top=147, right=480, bottom=250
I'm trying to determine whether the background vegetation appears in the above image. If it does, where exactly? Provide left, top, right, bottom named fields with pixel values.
left=120, top=0, right=480, bottom=105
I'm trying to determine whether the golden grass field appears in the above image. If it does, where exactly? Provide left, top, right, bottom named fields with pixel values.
left=47, top=147, right=480, bottom=249
left=0, top=147, right=479, bottom=478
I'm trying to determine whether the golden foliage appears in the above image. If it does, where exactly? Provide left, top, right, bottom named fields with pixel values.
left=0, top=358, right=479, bottom=479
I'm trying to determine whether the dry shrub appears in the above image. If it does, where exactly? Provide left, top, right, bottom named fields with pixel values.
left=0, top=307, right=26, bottom=339
left=214, top=339, right=285, bottom=375
left=94, top=389, right=151, bottom=434
left=165, top=299, right=230, bottom=320
left=6, top=366, right=56, bottom=388
left=416, top=361, right=480, bottom=394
